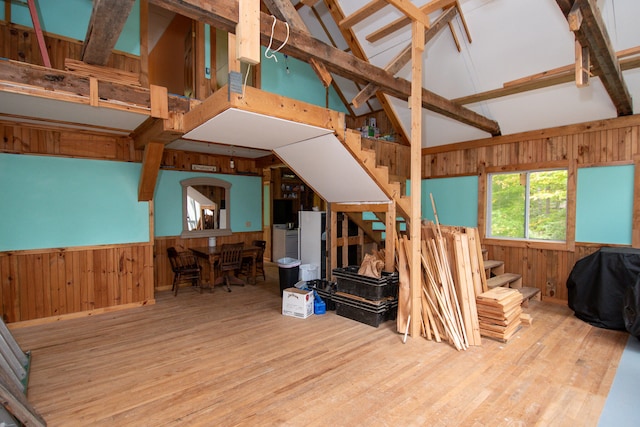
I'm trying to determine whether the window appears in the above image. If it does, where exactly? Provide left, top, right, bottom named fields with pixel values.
left=487, top=169, right=568, bottom=241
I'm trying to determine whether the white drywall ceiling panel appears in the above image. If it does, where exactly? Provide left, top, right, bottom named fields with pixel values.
left=483, top=81, right=617, bottom=136
left=274, top=134, right=389, bottom=204
left=182, top=108, right=334, bottom=150
left=0, top=91, right=148, bottom=134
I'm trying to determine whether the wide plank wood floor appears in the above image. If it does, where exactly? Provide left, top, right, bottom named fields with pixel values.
left=11, top=263, right=628, bottom=426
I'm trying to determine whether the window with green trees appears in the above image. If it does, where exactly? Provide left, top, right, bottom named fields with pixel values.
left=487, top=169, right=568, bottom=241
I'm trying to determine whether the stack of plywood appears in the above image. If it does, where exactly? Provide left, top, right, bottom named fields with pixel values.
left=476, top=287, right=523, bottom=342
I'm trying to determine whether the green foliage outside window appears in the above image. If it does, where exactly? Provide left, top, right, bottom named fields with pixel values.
left=489, top=170, right=567, bottom=241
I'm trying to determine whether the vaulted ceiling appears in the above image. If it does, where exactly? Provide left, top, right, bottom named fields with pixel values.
left=289, top=0, right=640, bottom=147
left=3, top=0, right=639, bottom=153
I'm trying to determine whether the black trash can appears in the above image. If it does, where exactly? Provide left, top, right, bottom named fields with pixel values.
left=277, top=257, right=301, bottom=295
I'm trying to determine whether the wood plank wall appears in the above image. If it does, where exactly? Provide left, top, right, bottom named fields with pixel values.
left=422, top=114, right=640, bottom=302
left=0, top=122, right=262, bottom=323
left=0, top=21, right=140, bottom=73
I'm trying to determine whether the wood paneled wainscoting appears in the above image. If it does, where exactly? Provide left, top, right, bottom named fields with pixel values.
left=154, top=233, right=265, bottom=291
left=483, top=244, right=601, bottom=302
left=423, top=114, right=640, bottom=303
left=0, top=244, right=154, bottom=324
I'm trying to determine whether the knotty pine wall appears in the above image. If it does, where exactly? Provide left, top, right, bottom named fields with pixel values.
left=0, top=21, right=140, bottom=74
left=0, top=122, right=262, bottom=323
left=422, top=114, right=640, bottom=302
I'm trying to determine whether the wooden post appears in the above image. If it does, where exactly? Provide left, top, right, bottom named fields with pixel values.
left=27, top=0, right=51, bottom=68
left=385, top=200, right=396, bottom=272
left=330, top=207, right=338, bottom=278
left=237, top=0, right=261, bottom=65
left=409, top=20, right=425, bottom=338
left=139, top=0, right=150, bottom=87
left=228, top=33, right=241, bottom=74
left=195, top=21, right=209, bottom=99
left=575, top=39, right=590, bottom=87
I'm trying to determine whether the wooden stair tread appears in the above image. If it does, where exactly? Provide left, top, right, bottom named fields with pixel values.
left=483, top=260, right=504, bottom=270
left=486, top=273, right=522, bottom=289
left=517, top=287, right=541, bottom=300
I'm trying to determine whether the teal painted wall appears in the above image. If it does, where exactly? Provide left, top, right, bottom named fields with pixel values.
left=260, top=48, right=348, bottom=113
left=0, top=154, right=149, bottom=251
left=364, top=177, right=478, bottom=236
left=576, top=165, right=634, bottom=245
left=10, top=0, right=140, bottom=56
left=154, top=170, right=262, bottom=237
left=418, top=176, right=479, bottom=227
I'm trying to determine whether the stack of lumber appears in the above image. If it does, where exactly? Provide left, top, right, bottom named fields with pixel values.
left=396, top=220, right=485, bottom=351
left=476, top=287, right=523, bottom=342
left=395, top=194, right=532, bottom=348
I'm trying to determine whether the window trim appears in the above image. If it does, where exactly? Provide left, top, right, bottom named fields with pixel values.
left=480, top=161, right=576, bottom=252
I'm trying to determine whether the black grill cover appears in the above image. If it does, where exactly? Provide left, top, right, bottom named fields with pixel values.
left=567, top=247, right=640, bottom=330
left=623, top=275, right=640, bottom=338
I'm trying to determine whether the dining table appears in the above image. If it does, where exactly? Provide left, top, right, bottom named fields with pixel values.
left=190, top=244, right=261, bottom=289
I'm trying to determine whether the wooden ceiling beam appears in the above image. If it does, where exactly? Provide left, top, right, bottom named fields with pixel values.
left=338, top=0, right=387, bottom=29
left=453, top=48, right=640, bottom=106
left=353, top=6, right=458, bottom=109
left=148, top=0, right=499, bottom=135
left=262, top=0, right=332, bottom=87
left=325, top=0, right=409, bottom=144
left=82, top=0, right=136, bottom=65
left=385, top=0, right=431, bottom=30
left=130, top=115, right=184, bottom=150
left=367, top=0, right=456, bottom=43
left=556, top=0, right=632, bottom=116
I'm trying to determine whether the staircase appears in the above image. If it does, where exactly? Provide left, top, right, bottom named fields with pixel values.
left=337, top=129, right=410, bottom=244
left=335, top=128, right=542, bottom=307
left=482, top=258, right=541, bottom=306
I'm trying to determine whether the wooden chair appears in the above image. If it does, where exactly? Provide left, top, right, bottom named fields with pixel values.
left=167, top=247, right=202, bottom=296
left=242, top=240, right=266, bottom=282
left=214, top=242, right=245, bottom=292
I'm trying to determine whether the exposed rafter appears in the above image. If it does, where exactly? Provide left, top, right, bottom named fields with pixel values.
left=367, top=0, right=456, bottom=43
left=453, top=46, right=640, bottom=106
left=338, top=0, right=387, bottom=29
left=556, top=0, right=632, bottom=116
left=385, top=0, right=431, bottom=30
left=82, top=0, right=136, bottom=65
left=149, top=0, right=500, bottom=135
left=352, top=6, right=458, bottom=109
left=325, top=0, right=408, bottom=143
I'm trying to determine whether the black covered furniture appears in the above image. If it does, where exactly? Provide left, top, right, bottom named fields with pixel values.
left=567, top=247, right=640, bottom=330
left=167, top=247, right=202, bottom=296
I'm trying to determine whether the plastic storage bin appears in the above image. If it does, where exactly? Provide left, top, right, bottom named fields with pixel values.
left=332, top=266, right=399, bottom=301
left=278, top=257, right=301, bottom=295
left=333, top=293, right=398, bottom=327
left=299, top=264, right=319, bottom=281
left=308, top=279, right=336, bottom=311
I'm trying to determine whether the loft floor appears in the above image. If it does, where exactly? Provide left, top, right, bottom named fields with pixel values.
left=11, top=263, right=627, bottom=426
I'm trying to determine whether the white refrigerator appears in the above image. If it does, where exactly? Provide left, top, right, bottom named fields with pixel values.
left=298, top=211, right=326, bottom=279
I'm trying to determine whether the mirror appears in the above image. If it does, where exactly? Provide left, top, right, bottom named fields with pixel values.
left=180, top=177, right=232, bottom=238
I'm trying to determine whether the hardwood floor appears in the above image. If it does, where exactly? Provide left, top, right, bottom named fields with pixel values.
left=11, top=263, right=628, bottom=426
